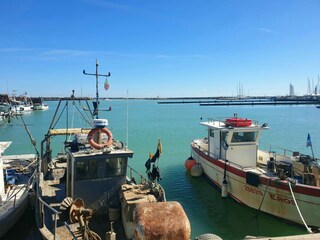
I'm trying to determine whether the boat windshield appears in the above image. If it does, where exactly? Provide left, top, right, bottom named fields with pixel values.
left=75, top=157, right=126, bottom=180
left=231, top=131, right=258, bottom=143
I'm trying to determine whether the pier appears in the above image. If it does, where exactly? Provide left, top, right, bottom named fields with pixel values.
left=245, top=232, right=320, bottom=239
left=199, top=99, right=320, bottom=106
left=158, top=96, right=320, bottom=106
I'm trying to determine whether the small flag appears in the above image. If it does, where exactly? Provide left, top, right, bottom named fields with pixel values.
left=157, top=139, right=162, bottom=156
left=104, top=79, right=110, bottom=91
left=306, top=133, right=312, bottom=147
left=145, top=140, right=162, bottom=171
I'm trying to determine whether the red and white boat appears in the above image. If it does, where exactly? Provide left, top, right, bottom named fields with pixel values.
left=189, top=115, right=320, bottom=230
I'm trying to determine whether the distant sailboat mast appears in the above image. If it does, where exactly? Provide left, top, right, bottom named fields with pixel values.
left=308, top=77, right=311, bottom=95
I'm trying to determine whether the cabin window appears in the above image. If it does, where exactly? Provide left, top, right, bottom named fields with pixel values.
left=231, top=131, right=257, bottom=143
left=209, top=129, right=214, bottom=138
left=221, top=131, right=228, bottom=141
left=105, top=158, right=126, bottom=177
left=75, top=159, right=99, bottom=180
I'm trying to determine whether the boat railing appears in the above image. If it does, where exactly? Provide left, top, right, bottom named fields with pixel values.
left=192, top=140, right=209, bottom=155
left=260, top=142, right=296, bottom=157
left=127, top=165, right=167, bottom=201
left=37, top=193, right=59, bottom=240
left=207, top=117, right=260, bottom=126
left=260, top=142, right=319, bottom=161
left=1, top=170, right=36, bottom=208
left=127, top=165, right=148, bottom=183
left=37, top=141, right=60, bottom=240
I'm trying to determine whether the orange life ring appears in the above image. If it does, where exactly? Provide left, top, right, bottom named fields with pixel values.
left=87, top=127, right=113, bottom=149
left=225, top=118, right=252, bottom=127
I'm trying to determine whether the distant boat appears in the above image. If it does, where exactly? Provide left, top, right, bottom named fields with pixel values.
left=188, top=114, right=320, bottom=229
left=10, top=94, right=33, bottom=114
left=31, top=97, right=49, bottom=111
left=0, top=142, right=37, bottom=238
left=316, top=105, right=320, bottom=108
left=0, top=94, right=11, bottom=113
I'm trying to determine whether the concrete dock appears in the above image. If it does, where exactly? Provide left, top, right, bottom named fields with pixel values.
left=245, top=232, right=320, bottom=240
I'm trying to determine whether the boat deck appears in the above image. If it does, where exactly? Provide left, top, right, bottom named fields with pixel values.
left=38, top=161, right=126, bottom=239
left=192, top=138, right=209, bottom=153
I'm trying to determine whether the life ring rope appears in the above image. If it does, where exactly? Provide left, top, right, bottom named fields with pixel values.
left=87, top=127, right=113, bottom=149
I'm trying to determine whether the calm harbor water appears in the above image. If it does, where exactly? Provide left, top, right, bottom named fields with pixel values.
left=1, top=100, right=320, bottom=239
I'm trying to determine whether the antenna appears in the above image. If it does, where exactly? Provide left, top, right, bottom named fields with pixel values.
left=126, top=90, right=129, bottom=149
left=83, top=60, right=111, bottom=118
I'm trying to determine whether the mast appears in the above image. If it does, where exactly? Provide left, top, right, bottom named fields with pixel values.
left=83, top=60, right=111, bottom=118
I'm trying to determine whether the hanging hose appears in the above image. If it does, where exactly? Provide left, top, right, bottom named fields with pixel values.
left=288, top=181, right=312, bottom=233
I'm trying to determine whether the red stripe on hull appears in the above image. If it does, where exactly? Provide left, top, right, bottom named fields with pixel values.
left=192, top=145, right=320, bottom=198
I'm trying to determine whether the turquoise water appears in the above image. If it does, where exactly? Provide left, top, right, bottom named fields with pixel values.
left=1, top=100, right=320, bottom=239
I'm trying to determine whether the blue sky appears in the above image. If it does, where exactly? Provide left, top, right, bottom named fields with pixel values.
left=0, top=0, right=319, bottom=98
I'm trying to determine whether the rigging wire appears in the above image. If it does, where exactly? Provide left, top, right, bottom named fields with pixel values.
left=52, top=102, right=68, bottom=130
left=75, top=101, right=93, bottom=126
left=20, top=115, right=39, bottom=157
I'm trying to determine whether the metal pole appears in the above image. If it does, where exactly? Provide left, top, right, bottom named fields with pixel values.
left=83, top=60, right=111, bottom=119
left=96, top=60, right=99, bottom=110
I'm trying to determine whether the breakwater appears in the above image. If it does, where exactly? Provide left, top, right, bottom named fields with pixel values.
left=158, top=97, right=320, bottom=106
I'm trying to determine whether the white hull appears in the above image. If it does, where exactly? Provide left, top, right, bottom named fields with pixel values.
left=0, top=103, right=10, bottom=113
left=0, top=142, right=36, bottom=238
left=33, top=104, right=48, bottom=110
left=0, top=186, right=30, bottom=238
left=12, top=105, right=33, bottom=113
left=192, top=142, right=320, bottom=228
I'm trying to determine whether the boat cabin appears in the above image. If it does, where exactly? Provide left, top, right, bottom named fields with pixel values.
left=0, top=142, right=12, bottom=197
left=64, top=140, right=134, bottom=214
left=201, top=118, right=268, bottom=168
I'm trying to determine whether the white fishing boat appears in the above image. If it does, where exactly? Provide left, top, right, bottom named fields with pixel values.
left=0, top=94, right=11, bottom=113
left=35, top=61, right=190, bottom=240
left=188, top=114, right=320, bottom=232
left=0, top=102, right=10, bottom=114
left=31, top=97, right=49, bottom=111
left=10, top=94, right=33, bottom=114
left=0, top=142, right=37, bottom=238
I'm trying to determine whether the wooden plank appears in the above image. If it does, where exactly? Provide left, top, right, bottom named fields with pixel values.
left=2, top=154, right=36, bottom=160
left=49, top=128, right=91, bottom=136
